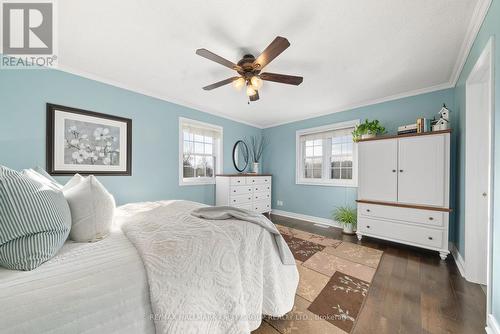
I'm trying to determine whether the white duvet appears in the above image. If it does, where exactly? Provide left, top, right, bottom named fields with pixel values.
left=0, top=200, right=298, bottom=334
left=116, top=200, right=298, bottom=334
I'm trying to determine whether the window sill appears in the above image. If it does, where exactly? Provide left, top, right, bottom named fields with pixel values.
left=296, top=180, right=358, bottom=188
left=179, top=178, right=215, bottom=186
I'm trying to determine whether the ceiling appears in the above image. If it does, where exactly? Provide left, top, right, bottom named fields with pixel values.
left=58, top=0, right=485, bottom=128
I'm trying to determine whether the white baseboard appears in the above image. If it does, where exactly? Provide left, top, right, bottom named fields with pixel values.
left=487, top=314, right=500, bottom=334
left=451, top=242, right=466, bottom=278
left=271, top=209, right=342, bottom=229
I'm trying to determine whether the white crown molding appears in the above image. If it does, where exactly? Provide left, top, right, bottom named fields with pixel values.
left=487, top=314, right=500, bottom=334
left=271, top=209, right=342, bottom=229
left=450, top=0, right=492, bottom=86
left=55, top=64, right=265, bottom=129
left=450, top=242, right=466, bottom=278
left=54, top=0, right=491, bottom=130
left=263, top=81, right=453, bottom=129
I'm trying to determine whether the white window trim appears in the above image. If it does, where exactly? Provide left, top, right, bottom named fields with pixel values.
left=295, top=119, right=359, bottom=187
left=179, top=117, right=223, bottom=186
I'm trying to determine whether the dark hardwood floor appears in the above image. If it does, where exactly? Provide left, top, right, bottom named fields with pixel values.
left=270, top=214, right=487, bottom=334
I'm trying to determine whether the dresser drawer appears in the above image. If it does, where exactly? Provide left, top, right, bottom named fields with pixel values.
left=253, top=185, right=271, bottom=193
left=252, top=200, right=271, bottom=213
left=358, top=217, right=443, bottom=249
left=253, top=192, right=271, bottom=201
left=230, top=186, right=253, bottom=195
left=247, top=176, right=271, bottom=185
left=358, top=203, right=445, bottom=227
left=230, top=194, right=253, bottom=205
left=230, top=177, right=247, bottom=185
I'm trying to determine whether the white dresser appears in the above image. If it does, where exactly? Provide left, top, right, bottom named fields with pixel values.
left=356, top=130, right=451, bottom=260
left=215, top=174, right=272, bottom=213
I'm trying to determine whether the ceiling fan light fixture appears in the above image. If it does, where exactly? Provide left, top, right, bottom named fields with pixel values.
left=250, top=76, right=263, bottom=90
left=246, top=85, right=257, bottom=97
left=233, top=77, right=245, bottom=90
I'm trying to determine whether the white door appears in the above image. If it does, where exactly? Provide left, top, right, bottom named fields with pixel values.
left=465, top=38, right=494, bottom=287
left=358, top=139, right=398, bottom=202
left=397, top=135, right=446, bottom=207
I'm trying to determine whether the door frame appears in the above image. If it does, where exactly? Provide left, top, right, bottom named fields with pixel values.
left=464, top=36, right=495, bottom=318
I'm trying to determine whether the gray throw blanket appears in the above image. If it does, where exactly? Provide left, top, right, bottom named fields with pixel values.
left=191, top=206, right=295, bottom=265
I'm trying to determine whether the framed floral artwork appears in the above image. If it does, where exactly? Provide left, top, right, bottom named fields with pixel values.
left=46, top=104, right=132, bottom=175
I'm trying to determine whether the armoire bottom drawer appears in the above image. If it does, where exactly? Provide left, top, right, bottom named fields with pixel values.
left=358, top=203, right=445, bottom=227
left=358, top=217, right=443, bottom=249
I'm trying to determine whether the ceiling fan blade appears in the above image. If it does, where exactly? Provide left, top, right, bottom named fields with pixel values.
left=202, top=77, right=241, bottom=90
left=260, top=72, right=303, bottom=85
left=249, top=91, right=260, bottom=102
left=253, top=36, right=290, bottom=70
left=196, top=48, right=241, bottom=71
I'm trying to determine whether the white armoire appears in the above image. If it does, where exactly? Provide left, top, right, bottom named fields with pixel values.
left=356, top=130, right=451, bottom=260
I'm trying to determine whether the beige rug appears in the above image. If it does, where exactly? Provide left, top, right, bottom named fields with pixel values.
left=253, top=225, right=383, bottom=334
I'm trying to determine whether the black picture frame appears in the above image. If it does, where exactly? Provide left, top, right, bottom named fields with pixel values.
left=46, top=103, right=132, bottom=176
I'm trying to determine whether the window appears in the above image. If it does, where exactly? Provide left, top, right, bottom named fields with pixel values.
left=179, top=118, right=222, bottom=185
left=296, top=120, right=359, bottom=187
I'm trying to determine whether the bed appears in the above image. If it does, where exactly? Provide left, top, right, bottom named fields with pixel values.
left=0, top=200, right=298, bottom=334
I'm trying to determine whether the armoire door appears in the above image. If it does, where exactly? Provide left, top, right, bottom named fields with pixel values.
left=397, top=134, right=446, bottom=206
left=358, top=139, right=398, bottom=202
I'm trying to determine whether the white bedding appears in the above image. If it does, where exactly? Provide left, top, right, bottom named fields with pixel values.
left=0, top=200, right=298, bottom=334
left=0, top=228, right=155, bottom=334
left=117, top=200, right=298, bottom=333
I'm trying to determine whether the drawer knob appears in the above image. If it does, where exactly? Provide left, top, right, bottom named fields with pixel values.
left=253, top=180, right=255, bottom=182
left=399, top=169, right=404, bottom=173
left=366, top=225, right=370, bottom=229
left=256, top=188, right=258, bottom=191
left=237, top=181, right=241, bottom=183
left=392, top=169, right=396, bottom=173
left=428, top=236, right=433, bottom=240
left=233, top=200, right=236, bottom=202
left=233, top=190, right=236, bottom=193
left=366, top=209, right=370, bottom=212
left=428, top=217, right=434, bottom=221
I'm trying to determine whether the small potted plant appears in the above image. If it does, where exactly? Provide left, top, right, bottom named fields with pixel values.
left=332, top=206, right=357, bottom=235
left=352, top=119, right=386, bottom=141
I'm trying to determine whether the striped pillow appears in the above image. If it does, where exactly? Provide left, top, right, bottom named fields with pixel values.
left=0, top=166, right=71, bottom=271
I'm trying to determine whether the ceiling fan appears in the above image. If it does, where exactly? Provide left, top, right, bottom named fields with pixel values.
left=196, top=36, right=303, bottom=102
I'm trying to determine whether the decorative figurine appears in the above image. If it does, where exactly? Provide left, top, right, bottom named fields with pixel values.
left=432, top=104, right=450, bottom=131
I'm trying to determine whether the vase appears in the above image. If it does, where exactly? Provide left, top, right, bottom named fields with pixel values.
left=252, top=162, right=260, bottom=174
left=342, top=224, right=355, bottom=235
left=361, top=133, right=376, bottom=139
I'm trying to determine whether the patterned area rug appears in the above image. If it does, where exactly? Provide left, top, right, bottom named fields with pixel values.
left=253, top=225, right=383, bottom=334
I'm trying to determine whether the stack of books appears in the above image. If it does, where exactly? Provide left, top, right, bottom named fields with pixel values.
left=416, top=118, right=432, bottom=133
left=398, top=118, right=432, bottom=135
left=397, top=124, right=417, bottom=135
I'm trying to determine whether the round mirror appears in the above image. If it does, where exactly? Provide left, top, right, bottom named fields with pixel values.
left=232, top=140, right=249, bottom=173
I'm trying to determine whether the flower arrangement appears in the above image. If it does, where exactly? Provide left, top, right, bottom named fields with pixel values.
left=332, top=206, right=357, bottom=234
left=246, top=136, right=268, bottom=174
left=65, top=126, right=119, bottom=165
left=352, top=119, right=386, bottom=142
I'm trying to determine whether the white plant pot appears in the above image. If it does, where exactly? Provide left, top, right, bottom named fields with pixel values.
left=361, top=133, right=376, bottom=139
left=252, top=162, right=260, bottom=174
left=342, top=224, right=355, bottom=234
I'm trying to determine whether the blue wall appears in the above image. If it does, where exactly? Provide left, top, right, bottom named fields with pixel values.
left=263, top=88, right=456, bottom=230
left=453, top=0, right=500, bottom=322
left=0, top=69, right=262, bottom=205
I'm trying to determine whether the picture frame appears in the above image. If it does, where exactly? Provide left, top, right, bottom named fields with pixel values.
left=46, top=103, right=132, bottom=176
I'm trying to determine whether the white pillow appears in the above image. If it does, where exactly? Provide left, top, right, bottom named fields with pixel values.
left=63, top=175, right=115, bottom=242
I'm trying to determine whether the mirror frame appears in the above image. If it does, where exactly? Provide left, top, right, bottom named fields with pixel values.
left=232, top=140, right=249, bottom=173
